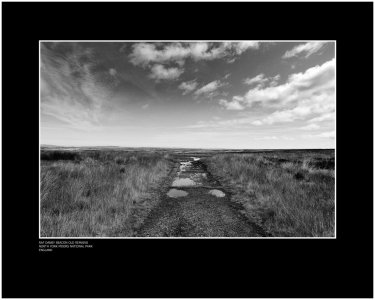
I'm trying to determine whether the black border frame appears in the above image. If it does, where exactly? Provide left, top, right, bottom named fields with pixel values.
left=2, top=2, right=373, bottom=298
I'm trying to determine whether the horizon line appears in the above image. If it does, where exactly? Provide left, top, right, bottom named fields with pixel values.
left=40, top=144, right=335, bottom=150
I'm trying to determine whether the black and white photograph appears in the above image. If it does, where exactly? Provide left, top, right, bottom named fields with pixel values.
left=40, top=41, right=336, bottom=238
left=2, top=2, right=373, bottom=298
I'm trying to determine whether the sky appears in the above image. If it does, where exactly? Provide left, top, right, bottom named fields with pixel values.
left=40, top=41, right=335, bottom=149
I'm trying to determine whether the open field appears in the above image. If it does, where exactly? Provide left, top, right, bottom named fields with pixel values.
left=204, top=150, right=335, bottom=237
left=40, top=149, right=173, bottom=237
left=40, top=147, right=335, bottom=237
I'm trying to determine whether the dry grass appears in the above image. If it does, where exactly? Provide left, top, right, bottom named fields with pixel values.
left=205, top=150, right=335, bottom=237
left=40, top=150, right=173, bottom=237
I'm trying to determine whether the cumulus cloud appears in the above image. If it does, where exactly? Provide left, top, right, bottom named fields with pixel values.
left=219, top=96, right=244, bottom=110
left=178, top=80, right=198, bottom=95
left=249, top=59, right=334, bottom=107
left=217, top=41, right=260, bottom=62
left=194, top=80, right=224, bottom=97
left=219, top=98, right=244, bottom=110
left=129, top=41, right=260, bottom=67
left=129, top=42, right=260, bottom=82
left=149, top=64, right=183, bottom=81
left=129, top=42, right=190, bottom=67
left=283, top=42, right=327, bottom=59
left=220, top=59, right=334, bottom=120
left=233, top=41, right=260, bottom=53
left=222, top=59, right=335, bottom=126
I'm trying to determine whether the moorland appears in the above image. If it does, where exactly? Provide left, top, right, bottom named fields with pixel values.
left=40, top=146, right=335, bottom=237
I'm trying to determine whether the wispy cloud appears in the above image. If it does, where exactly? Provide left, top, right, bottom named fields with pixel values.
left=299, top=123, right=320, bottom=130
left=243, top=73, right=267, bottom=86
left=194, top=80, right=225, bottom=98
left=255, top=136, right=278, bottom=140
left=283, top=42, right=327, bottom=59
left=243, top=73, right=280, bottom=88
left=308, top=112, right=335, bottom=123
left=269, top=74, right=281, bottom=87
left=184, top=114, right=257, bottom=130
left=40, top=43, right=114, bottom=131
left=303, top=131, right=335, bottom=139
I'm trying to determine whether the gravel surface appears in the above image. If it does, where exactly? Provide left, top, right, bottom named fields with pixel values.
left=136, top=157, right=264, bottom=237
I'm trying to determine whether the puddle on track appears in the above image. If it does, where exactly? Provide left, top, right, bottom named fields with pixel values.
left=170, top=157, right=212, bottom=189
left=172, top=178, right=196, bottom=187
left=167, top=189, right=188, bottom=198
left=167, top=158, right=226, bottom=200
left=208, top=189, right=225, bottom=197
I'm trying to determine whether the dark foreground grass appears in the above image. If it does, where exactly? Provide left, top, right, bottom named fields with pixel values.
left=40, top=150, right=173, bottom=237
left=205, top=150, right=335, bottom=237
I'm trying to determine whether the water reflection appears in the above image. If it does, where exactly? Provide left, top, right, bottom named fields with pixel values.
left=208, top=189, right=225, bottom=197
left=167, top=189, right=188, bottom=198
left=172, top=157, right=207, bottom=187
left=172, top=178, right=196, bottom=187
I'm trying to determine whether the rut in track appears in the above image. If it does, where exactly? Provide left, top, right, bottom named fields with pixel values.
left=136, top=156, right=266, bottom=237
